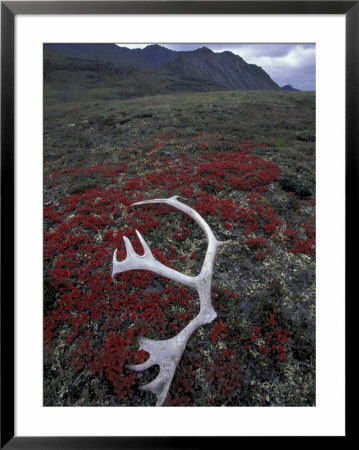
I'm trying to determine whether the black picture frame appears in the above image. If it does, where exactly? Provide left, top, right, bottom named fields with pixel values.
left=1, top=1, right=355, bottom=447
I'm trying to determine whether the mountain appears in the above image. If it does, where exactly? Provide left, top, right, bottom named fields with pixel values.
left=44, top=44, right=281, bottom=104
left=45, top=43, right=148, bottom=68
left=43, top=46, right=220, bottom=104
left=131, top=44, right=180, bottom=68
left=45, top=43, right=180, bottom=69
left=164, top=47, right=279, bottom=90
left=282, top=84, right=301, bottom=91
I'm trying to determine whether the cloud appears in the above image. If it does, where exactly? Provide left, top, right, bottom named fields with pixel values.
left=116, top=44, right=148, bottom=49
left=227, top=44, right=316, bottom=90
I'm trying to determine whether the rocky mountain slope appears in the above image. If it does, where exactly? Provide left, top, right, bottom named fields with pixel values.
left=44, top=43, right=281, bottom=96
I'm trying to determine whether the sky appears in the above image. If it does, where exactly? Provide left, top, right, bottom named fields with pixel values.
left=119, top=43, right=316, bottom=91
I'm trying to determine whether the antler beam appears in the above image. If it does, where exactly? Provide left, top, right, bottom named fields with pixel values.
left=112, top=195, right=229, bottom=406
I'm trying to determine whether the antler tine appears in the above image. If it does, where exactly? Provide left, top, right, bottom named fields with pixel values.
left=139, top=377, right=170, bottom=407
left=126, top=357, right=156, bottom=372
left=112, top=228, right=197, bottom=288
left=135, top=230, right=152, bottom=256
left=126, top=332, right=189, bottom=406
left=111, top=237, right=139, bottom=278
left=123, top=236, right=137, bottom=257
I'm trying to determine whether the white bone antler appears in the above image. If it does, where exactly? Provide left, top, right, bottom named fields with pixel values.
left=112, top=195, right=229, bottom=406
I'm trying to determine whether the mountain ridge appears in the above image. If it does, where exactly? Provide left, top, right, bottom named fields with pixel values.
left=282, top=84, right=301, bottom=91
left=44, top=43, right=281, bottom=92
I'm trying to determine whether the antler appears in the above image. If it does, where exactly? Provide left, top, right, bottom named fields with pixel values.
left=112, top=195, right=229, bottom=406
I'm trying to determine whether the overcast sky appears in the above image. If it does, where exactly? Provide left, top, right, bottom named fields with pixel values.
left=119, top=43, right=316, bottom=91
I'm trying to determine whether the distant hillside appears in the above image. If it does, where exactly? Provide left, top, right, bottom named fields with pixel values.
left=131, top=44, right=180, bottom=68
left=44, top=43, right=281, bottom=104
left=282, top=84, right=301, bottom=91
left=45, top=43, right=148, bottom=68
left=43, top=47, right=220, bottom=105
left=164, top=47, right=279, bottom=90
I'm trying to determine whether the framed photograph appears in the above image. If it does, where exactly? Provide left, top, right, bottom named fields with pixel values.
left=1, top=1, right=354, bottom=447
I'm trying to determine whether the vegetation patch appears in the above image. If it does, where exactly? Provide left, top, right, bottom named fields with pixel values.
left=44, top=90, right=315, bottom=406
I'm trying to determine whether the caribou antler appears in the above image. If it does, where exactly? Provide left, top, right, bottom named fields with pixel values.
left=112, top=195, right=229, bottom=406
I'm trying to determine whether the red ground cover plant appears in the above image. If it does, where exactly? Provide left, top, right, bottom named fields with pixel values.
left=44, top=135, right=314, bottom=405
left=206, top=348, right=242, bottom=402
left=283, top=217, right=316, bottom=256
left=243, top=308, right=291, bottom=362
left=209, top=319, right=228, bottom=344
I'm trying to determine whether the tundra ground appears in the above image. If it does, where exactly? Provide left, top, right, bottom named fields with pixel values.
left=44, top=90, right=315, bottom=406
